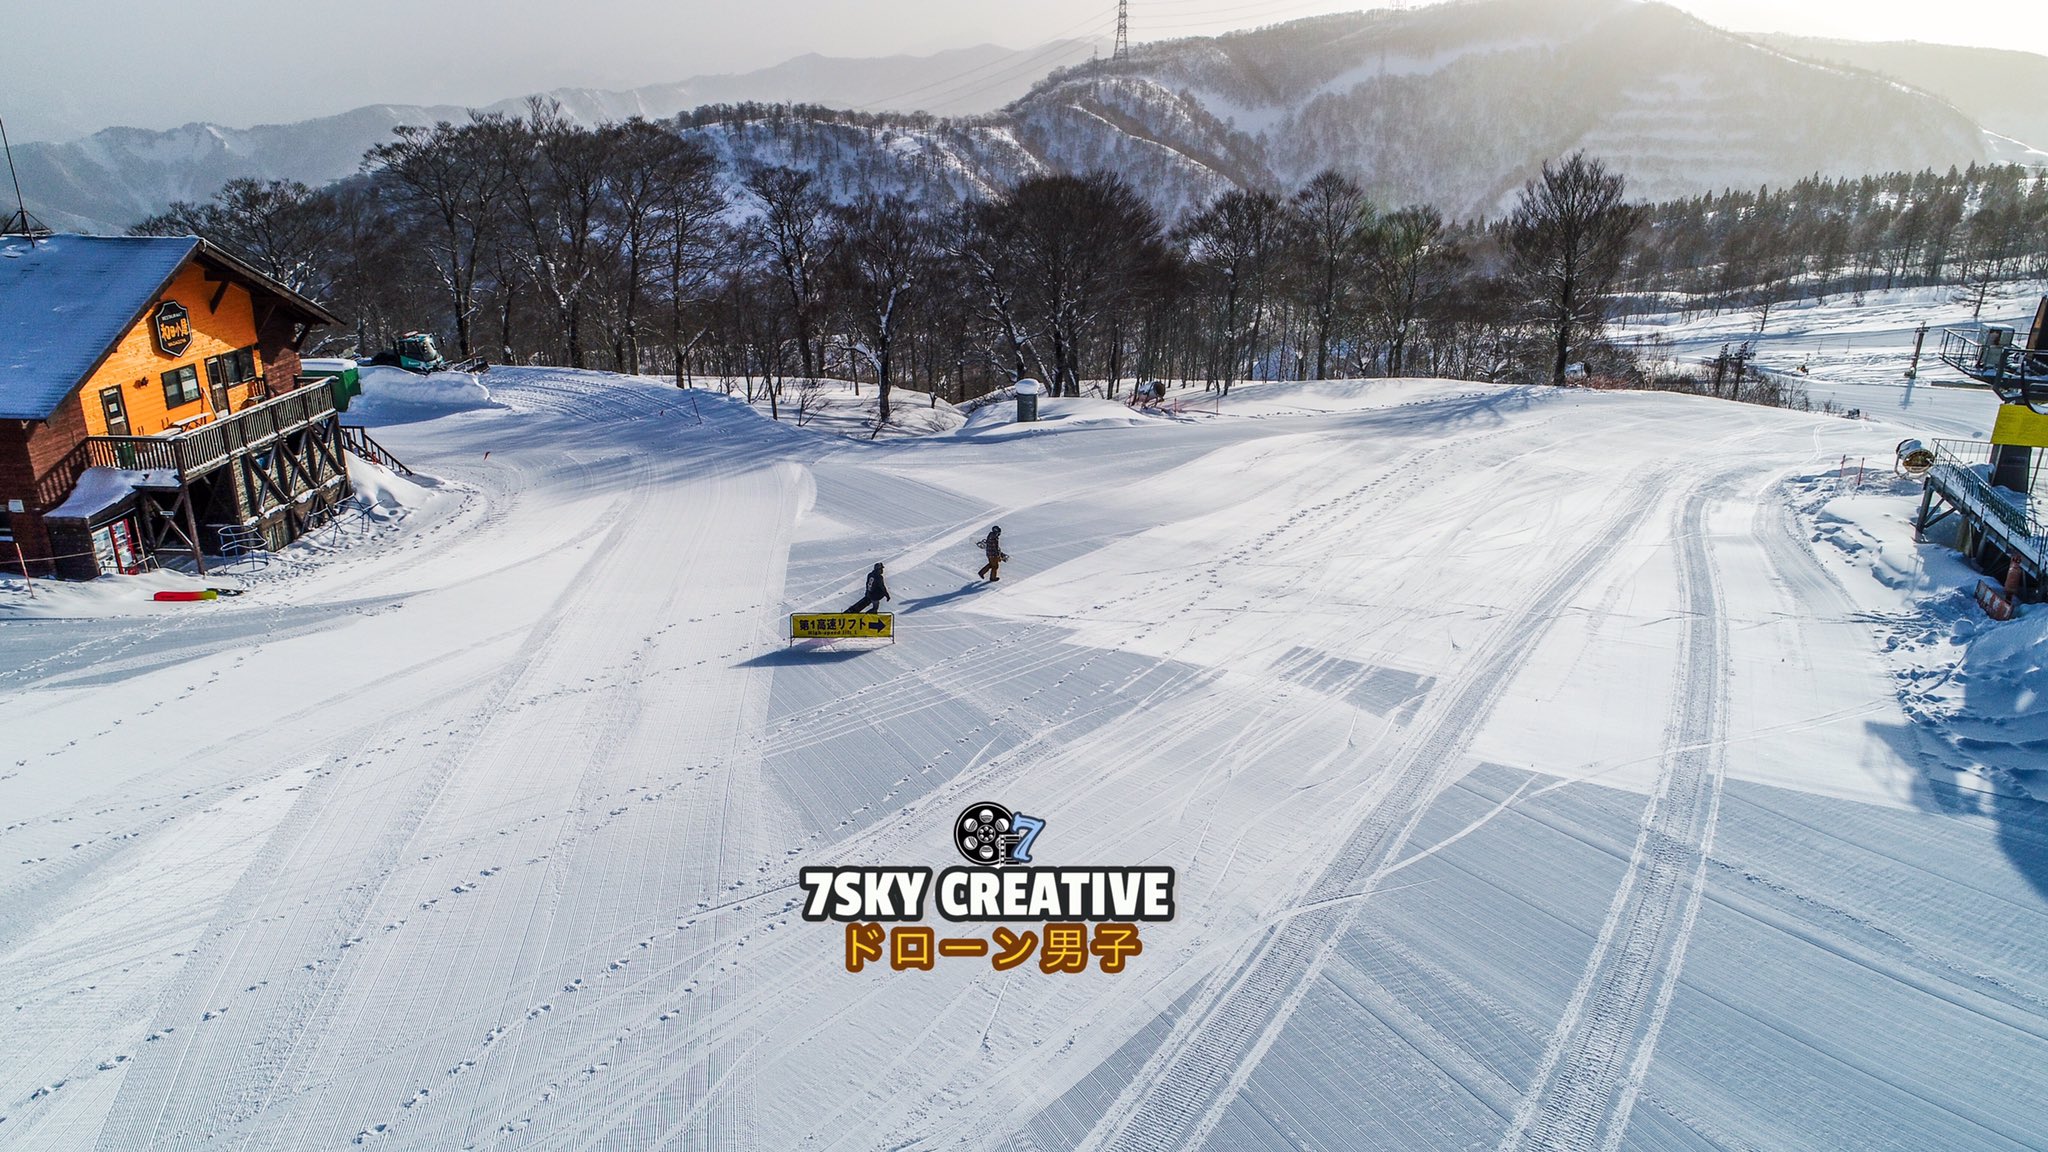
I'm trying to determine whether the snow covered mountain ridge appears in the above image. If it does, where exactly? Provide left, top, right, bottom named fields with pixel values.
left=9, top=41, right=1101, bottom=233
left=12, top=0, right=2037, bottom=231
left=1001, top=0, right=2010, bottom=217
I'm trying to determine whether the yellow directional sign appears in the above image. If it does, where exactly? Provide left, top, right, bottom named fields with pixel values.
left=790, top=612, right=894, bottom=640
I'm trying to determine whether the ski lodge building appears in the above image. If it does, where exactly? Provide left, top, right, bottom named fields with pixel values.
left=0, top=233, right=349, bottom=579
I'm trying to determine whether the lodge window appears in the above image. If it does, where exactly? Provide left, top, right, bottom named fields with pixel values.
left=162, top=364, right=202, bottom=408
left=204, top=346, right=260, bottom=389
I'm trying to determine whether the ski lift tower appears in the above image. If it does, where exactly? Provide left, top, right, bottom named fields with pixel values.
left=1935, top=296, right=2048, bottom=488
left=1938, top=297, right=2048, bottom=412
left=1912, top=296, right=2048, bottom=598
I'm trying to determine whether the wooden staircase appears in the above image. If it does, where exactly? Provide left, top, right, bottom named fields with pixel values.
left=339, top=425, right=414, bottom=476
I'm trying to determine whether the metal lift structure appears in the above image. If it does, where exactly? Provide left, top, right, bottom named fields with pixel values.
left=1915, top=296, right=2048, bottom=598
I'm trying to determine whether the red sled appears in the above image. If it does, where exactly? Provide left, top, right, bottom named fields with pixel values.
left=153, top=590, right=219, bottom=602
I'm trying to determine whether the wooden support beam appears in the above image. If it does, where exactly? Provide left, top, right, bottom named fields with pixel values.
left=279, top=434, right=319, bottom=494
left=318, top=419, right=348, bottom=483
left=240, top=452, right=268, bottom=518
left=172, top=439, right=207, bottom=576
left=143, top=499, right=178, bottom=552
left=256, top=451, right=294, bottom=510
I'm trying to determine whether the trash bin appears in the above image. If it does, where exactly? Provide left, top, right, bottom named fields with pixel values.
left=299, top=358, right=360, bottom=412
left=1015, top=378, right=1042, bottom=422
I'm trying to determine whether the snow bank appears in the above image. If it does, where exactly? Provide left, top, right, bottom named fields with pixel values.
left=346, top=364, right=495, bottom=425
left=0, top=567, right=231, bottom=619
left=345, top=452, right=438, bottom=521
left=0, top=452, right=452, bottom=622
left=952, top=394, right=1154, bottom=437
left=227, top=451, right=454, bottom=577
left=1219, top=377, right=1511, bottom=417
left=719, top=378, right=967, bottom=438
left=1791, top=467, right=2048, bottom=800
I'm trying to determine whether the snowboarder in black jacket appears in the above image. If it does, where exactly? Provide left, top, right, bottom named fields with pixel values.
left=846, top=562, right=891, bottom=613
left=976, top=526, right=1006, bottom=582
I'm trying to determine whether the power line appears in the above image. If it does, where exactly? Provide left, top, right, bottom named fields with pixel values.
left=822, top=0, right=1384, bottom=119
left=865, top=14, right=1116, bottom=112
left=880, top=29, right=1111, bottom=114
left=878, top=0, right=1358, bottom=115
left=1128, top=0, right=1375, bottom=26
left=1141, top=4, right=1370, bottom=36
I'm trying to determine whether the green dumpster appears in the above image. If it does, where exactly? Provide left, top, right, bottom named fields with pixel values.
left=298, top=358, right=361, bottom=412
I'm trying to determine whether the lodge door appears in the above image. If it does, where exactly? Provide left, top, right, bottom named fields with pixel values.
left=206, top=362, right=231, bottom=413
left=99, top=386, right=130, bottom=435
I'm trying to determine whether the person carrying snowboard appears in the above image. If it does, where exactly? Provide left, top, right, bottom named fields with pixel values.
left=846, top=562, right=891, bottom=613
left=975, top=525, right=1007, bottom=582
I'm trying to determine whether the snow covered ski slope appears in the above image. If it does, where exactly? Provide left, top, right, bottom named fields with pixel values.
left=2, top=367, right=2045, bottom=1150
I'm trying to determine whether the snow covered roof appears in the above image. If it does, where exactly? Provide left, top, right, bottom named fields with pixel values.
left=0, top=235, right=197, bottom=421
left=0, top=234, right=341, bottom=422
left=45, top=466, right=181, bottom=521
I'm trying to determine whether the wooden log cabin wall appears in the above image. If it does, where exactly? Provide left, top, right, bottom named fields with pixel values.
left=0, top=233, right=347, bottom=578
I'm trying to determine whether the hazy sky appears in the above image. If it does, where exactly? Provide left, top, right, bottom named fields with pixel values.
left=4, top=0, right=2044, bottom=142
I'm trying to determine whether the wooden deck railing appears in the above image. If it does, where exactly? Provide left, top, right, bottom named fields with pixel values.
left=34, top=385, right=340, bottom=510
left=92, top=386, right=337, bottom=475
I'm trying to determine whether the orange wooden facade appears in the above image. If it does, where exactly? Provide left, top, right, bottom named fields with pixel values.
left=79, top=262, right=276, bottom=438
left=1, top=238, right=338, bottom=576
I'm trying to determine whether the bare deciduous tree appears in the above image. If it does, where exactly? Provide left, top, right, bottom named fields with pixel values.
left=833, top=194, right=938, bottom=429
left=1287, top=171, right=1375, bottom=380
left=506, top=99, right=619, bottom=369
left=1368, top=205, right=1458, bottom=377
left=366, top=113, right=523, bottom=358
left=745, top=165, right=835, bottom=384
left=986, top=173, right=1168, bottom=397
left=1178, top=187, right=1284, bottom=393
left=1503, top=152, right=1640, bottom=384
left=134, top=178, right=340, bottom=296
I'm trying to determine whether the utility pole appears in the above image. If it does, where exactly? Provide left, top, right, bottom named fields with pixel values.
left=1114, top=0, right=1130, bottom=61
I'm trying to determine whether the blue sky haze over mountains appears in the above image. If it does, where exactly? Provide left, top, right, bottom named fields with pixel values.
left=5, top=0, right=2044, bottom=143
left=4, top=0, right=2044, bottom=234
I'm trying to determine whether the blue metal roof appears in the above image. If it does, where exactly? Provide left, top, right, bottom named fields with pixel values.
left=0, top=234, right=199, bottom=420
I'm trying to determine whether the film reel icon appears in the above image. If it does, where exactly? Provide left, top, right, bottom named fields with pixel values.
left=956, top=802, right=1016, bottom=865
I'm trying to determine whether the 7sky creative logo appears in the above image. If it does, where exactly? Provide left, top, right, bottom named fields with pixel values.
left=954, top=802, right=1045, bottom=866
left=799, top=801, right=1176, bottom=974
